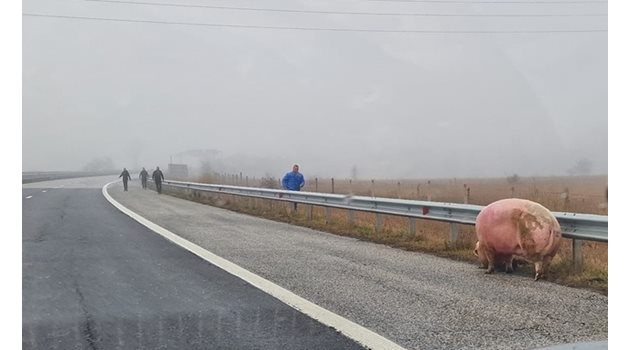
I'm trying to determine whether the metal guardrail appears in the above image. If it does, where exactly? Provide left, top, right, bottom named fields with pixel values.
left=22, top=171, right=118, bottom=184
left=161, top=180, right=608, bottom=243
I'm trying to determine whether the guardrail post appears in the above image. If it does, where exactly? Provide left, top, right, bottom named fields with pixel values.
left=348, top=210, right=354, bottom=225
left=325, top=207, right=331, bottom=224
left=375, top=213, right=383, bottom=233
left=408, top=218, right=416, bottom=237
left=331, top=178, right=335, bottom=194
left=572, top=239, right=584, bottom=272
left=308, top=205, right=313, bottom=221
left=449, top=223, right=459, bottom=247
left=371, top=179, right=375, bottom=197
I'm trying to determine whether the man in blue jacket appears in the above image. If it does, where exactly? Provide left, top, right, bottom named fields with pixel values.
left=282, top=164, right=305, bottom=191
left=282, top=164, right=305, bottom=211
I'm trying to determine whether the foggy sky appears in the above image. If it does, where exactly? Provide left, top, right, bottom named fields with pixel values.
left=22, top=0, right=608, bottom=179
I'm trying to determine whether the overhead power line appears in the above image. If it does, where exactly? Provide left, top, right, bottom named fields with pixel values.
left=84, top=0, right=607, bottom=17
left=23, top=13, right=608, bottom=33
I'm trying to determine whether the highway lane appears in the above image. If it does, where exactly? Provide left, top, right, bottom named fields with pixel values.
left=109, top=179, right=608, bottom=350
left=23, top=176, right=365, bottom=349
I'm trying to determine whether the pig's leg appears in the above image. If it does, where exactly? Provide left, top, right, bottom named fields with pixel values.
left=534, top=261, right=544, bottom=281
left=475, top=244, right=489, bottom=269
left=484, top=250, right=496, bottom=274
left=505, top=255, right=514, bottom=273
left=511, top=258, right=518, bottom=272
left=535, top=256, right=553, bottom=281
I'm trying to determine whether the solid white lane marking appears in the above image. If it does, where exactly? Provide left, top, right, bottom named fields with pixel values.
left=102, top=181, right=406, bottom=350
left=26, top=196, right=33, bottom=199
left=42, top=190, right=47, bottom=193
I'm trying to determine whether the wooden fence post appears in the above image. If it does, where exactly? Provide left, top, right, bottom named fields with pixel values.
left=347, top=180, right=354, bottom=225
left=562, top=187, right=570, bottom=211
left=371, top=179, right=375, bottom=198
left=463, top=184, right=469, bottom=204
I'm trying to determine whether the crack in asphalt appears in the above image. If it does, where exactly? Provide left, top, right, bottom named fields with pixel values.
left=72, top=279, right=100, bottom=350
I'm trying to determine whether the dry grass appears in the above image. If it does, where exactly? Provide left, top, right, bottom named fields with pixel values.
left=170, top=174, right=608, bottom=295
left=302, top=175, right=608, bottom=214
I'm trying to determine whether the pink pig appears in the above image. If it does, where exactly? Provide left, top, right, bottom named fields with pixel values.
left=475, top=198, right=562, bottom=280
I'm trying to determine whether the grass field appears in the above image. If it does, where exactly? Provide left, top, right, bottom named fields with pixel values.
left=170, top=174, right=608, bottom=294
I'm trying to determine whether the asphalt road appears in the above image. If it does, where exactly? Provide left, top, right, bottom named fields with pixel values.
left=108, top=179, right=608, bottom=350
left=22, top=176, right=365, bottom=350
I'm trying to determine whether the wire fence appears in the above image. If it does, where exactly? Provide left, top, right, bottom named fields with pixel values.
left=195, top=173, right=607, bottom=215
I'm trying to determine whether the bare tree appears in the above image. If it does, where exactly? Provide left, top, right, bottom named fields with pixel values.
left=83, top=156, right=115, bottom=172
left=567, top=158, right=593, bottom=176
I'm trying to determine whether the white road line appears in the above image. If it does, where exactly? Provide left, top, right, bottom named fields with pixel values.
left=26, top=196, right=33, bottom=199
left=42, top=190, right=47, bottom=193
left=102, top=181, right=406, bottom=350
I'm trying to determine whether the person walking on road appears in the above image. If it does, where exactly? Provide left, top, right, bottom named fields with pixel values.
left=282, top=164, right=305, bottom=211
left=152, top=166, right=165, bottom=194
left=119, top=168, right=132, bottom=192
left=139, top=167, right=149, bottom=190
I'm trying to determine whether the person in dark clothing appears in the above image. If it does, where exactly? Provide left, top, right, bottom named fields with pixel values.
left=152, top=166, right=165, bottom=194
left=139, top=167, right=149, bottom=189
left=119, top=168, right=132, bottom=192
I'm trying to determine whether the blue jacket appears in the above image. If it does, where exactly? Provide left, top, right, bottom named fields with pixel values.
left=282, top=171, right=305, bottom=191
